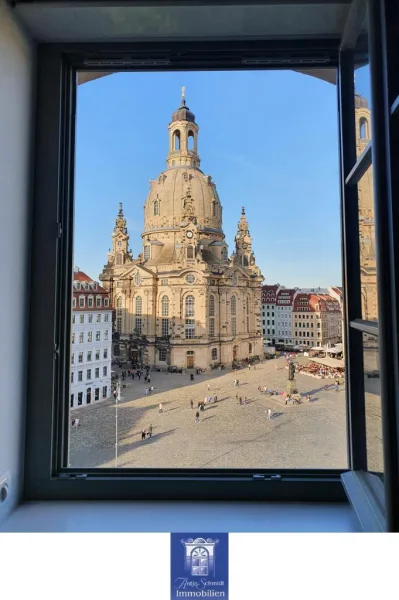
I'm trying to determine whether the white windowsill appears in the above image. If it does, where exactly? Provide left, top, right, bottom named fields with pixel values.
left=0, top=501, right=361, bottom=533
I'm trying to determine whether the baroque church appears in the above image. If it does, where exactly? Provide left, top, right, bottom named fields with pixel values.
left=99, top=91, right=264, bottom=369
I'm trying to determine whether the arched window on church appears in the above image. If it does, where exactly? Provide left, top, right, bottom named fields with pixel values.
left=174, top=130, right=181, bottom=150
left=161, top=295, right=169, bottom=317
left=188, top=130, right=195, bottom=151
left=231, top=295, right=237, bottom=316
left=209, top=295, right=215, bottom=317
left=222, top=247, right=228, bottom=261
left=360, top=117, right=369, bottom=140
left=135, top=296, right=142, bottom=316
left=231, top=295, right=237, bottom=336
left=116, top=253, right=123, bottom=266
left=135, top=295, right=143, bottom=335
left=185, top=295, right=195, bottom=317
left=161, top=295, right=169, bottom=337
left=144, top=245, right=150, bottom=260
left=247, top=296, right=250, bottom=332
left=154, top=199, right=159, bottom=216
left=116, top=296, right=122, bottom=334
left=187, top=245, right=194, bottom=259
left=212, top=202, right=217, bottom=218
left=249, top=342, right=253, bottom=354
left=242, top=255, right=249, bottom=267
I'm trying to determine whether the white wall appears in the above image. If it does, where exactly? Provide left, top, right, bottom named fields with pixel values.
left=0, top=0, right=35, bottom=526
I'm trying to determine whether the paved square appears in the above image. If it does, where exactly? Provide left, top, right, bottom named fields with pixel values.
left=69, top=356, right=383, bottom=471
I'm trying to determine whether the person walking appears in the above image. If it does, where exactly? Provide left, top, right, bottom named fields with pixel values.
left=213, top=393, right=217, bottom=403
left=148, top=376, right=151, bottom=385
left=195, top=410, right=200, bottom=423
left=141, top=429, right=146, bottom=440
left=190, top=399, right=194, bottom=409
left=266, top=408, right=272, bottom=420
left=148, top=424, right=153, bottom=438
left=159, top=403, right=163, bottom=414
left=207, top=384, right=210, bottom=391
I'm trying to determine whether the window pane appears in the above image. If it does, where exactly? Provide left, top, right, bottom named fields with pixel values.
left=68, top=68, right=346, bottom=469
left=363, top=332, right=383, bottom=476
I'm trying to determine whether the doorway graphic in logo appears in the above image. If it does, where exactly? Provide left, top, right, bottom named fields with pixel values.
left=171, top=533, right=229, bottom=599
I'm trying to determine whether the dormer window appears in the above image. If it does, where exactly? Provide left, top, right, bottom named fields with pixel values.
left=76, top=282, right=81, bottom=290
left=85, top=282, right=89, bottom=290
left=93, top=282, right=97, bottom=290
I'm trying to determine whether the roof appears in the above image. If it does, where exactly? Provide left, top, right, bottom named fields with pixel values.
left=73, top=270, right=92, bottom=282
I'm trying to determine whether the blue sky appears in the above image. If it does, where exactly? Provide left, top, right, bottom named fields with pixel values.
left=74, top=67, right=370, bottom=287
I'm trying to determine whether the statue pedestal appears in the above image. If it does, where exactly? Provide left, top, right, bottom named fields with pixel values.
left=286, top=379, right=298, bottom=395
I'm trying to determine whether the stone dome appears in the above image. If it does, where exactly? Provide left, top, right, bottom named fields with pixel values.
left=143, top=166, right=222, bottom=235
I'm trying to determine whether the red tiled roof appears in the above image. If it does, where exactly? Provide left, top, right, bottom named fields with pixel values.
left=73, top=270, right=92, bottom=282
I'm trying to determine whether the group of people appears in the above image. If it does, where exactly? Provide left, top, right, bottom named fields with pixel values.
left=141, top=424, right=153, bottom=440
left=293, top=362, right=345, bottom=380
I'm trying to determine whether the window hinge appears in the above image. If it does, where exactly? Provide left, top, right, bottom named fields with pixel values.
left=57, top=222, right=63, bottom=238
left=58, top=473, right=88, bottom=480
left=54, top=343, right=59, bottom=359
left=252, top=474, right=282, bottom=481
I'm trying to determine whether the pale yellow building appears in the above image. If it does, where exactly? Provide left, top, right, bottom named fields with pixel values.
left=355, top=93, right=378, bottom=322
left=100, top=93, right=264, bottom=369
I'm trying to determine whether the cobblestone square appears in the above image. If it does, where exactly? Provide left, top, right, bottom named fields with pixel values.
left=69, top=356, right=383, bottom=471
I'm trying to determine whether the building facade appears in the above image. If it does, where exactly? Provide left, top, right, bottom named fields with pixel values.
left=100, top=93, right=264, bottom=369
left=275, top=288, right=298, bottom=345
left=261, top=284, right=280, bottom=344
left=70, top=268, right=112, bottom=408
left=292, top=292, right=341, bottom=348
left=355, top=93, right=378, bottom=322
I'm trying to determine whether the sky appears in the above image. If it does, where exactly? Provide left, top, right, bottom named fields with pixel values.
left=74, top=67, right=371, bottom=288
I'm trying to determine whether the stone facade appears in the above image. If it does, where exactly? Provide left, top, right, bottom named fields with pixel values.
left=100, top=93, right=264, bottom=369
left=355, top=93, right=378, bottom=322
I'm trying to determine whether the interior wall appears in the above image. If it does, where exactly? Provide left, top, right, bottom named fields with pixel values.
left=0, top=0, right=35, bottom=526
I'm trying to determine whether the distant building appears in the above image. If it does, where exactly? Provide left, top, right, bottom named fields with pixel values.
left=292, top=293, right=341, bottom=349
left=261, top=284, right=280, bottom=344
left=70, top=268, right=112, bottom=409
left=275, top=288, right=298, bottom=345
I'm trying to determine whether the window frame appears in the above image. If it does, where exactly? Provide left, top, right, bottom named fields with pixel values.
left=26, top=38, right=361, bottom=504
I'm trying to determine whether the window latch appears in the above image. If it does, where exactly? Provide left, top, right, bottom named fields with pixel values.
left=58, top=473, right=88, bottom=480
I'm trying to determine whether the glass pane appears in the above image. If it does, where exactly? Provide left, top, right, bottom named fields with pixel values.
left=363, top=332, right=383, bottom=476
left=68, top=68, right=346, bottom=469
left=358, top=164, right=378, bottom=321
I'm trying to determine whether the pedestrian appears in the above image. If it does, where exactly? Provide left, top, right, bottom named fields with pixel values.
left=159, top=403, right=163, bottom=413
left=141, top=429, right=146, bottom=440
left=267, top=408, right=272, bottom=420
left=148, top=376, right=151, bottom=384
left=195, top=411, right=200, bottom=423
left=148, top=424, right=153, bottom=438
left=233, top=379, right=237, bottom=387
left=145, top=388, right=149, bottom=396
left=213, top=393, right=217, bottom=403
left=239, top=396, right=242, bottom=405
left=190, top=399, right=194, bottom=409
left=236, top=393, right=239, bottom=402
left=144, top=374, right=148, bottom=383
left=207, top=384, right=210, bottom=391
left=113, top=390, right=117, bottom=400
left=237, top=379, right=240, bottom=387
left=248, top=364, right=251, bottom=370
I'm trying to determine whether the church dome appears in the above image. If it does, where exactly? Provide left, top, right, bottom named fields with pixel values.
left=143, top=167, right=222, bottom=234
left=172, top=101, right=196, bottom=124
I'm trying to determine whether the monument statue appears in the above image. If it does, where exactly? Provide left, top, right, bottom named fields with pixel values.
left=288, top=361, right=295, bottom=381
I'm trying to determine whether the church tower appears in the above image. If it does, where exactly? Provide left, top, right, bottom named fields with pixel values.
left=108, top=202, right=132, bottom=267
left=234, top=207, right=254, bottom=268
left=355, top=93, right=377, bottom=321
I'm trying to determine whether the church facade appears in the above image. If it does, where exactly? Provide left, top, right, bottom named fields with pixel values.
left=99, top=93, right=264, bottom=369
